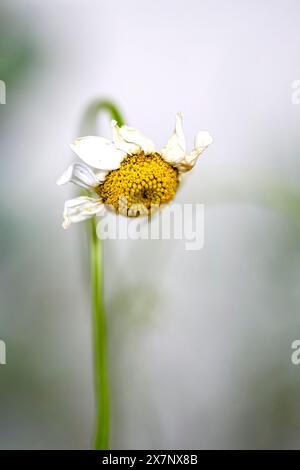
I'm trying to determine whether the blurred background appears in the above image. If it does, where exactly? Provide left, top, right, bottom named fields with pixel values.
left=1, top=0, right=300, bottom=449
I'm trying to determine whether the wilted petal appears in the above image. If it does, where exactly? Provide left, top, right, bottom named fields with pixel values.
left=70, top=136, right=126, bottom=170
left=195, top=130, right=213, bottom=150
left=62, top=196, right=105, bottom=229
left=57, top=162, right=98, bottom=189
left=119, top=125, right=155, bottom=155
left=111, top=120, right=140, bottom=155
left=161, top=112, right=186, bottom=164
left=185, top=130, right=213, bottom=165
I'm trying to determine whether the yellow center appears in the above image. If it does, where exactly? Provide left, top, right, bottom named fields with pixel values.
left=96, top=152, right=178, bottom=216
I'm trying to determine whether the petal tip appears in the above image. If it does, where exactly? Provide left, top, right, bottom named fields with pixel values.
left=62, top=219, right=69, bottom=229
left=70, top=138, right=84, bottom=151
left=195, top=131, right=213, bottom=149
left=56, top=166, right=72, bottom=186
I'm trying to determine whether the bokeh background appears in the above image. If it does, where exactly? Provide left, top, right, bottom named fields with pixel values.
left=1, top=0, right=300, bottom=449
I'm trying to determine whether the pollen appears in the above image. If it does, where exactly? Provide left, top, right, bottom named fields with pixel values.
left=96, top=152, right=178, bottom=216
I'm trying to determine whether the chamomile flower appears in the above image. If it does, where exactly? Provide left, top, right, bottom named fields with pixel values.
left=57, top=113, right=212, bottom=228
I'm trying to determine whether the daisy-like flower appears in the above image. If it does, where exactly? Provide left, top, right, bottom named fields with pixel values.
left=57, top=113, right=212, bottom=228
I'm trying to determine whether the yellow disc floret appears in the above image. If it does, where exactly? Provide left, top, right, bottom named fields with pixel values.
left=96, top=152, right=178, bottom=216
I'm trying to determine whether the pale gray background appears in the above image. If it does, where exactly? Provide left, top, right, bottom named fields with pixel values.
left=1, top=0, right=300, bottom=449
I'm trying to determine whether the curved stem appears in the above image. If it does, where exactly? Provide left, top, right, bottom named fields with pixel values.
left=80, top=100, right=124, bottom=135
left=84, top=100, right=124, bottom=450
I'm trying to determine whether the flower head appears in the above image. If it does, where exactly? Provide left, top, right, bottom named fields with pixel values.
left=57, top=113, right=212, bottom=228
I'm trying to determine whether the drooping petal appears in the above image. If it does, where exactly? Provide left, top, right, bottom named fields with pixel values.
left=70, top=136, right=126, bottom=170
left=111, top=120, right=140, bottom=155
left=118, top=125, right=155, bottom=155
left=185, top=130, right=213, bottom=165
left=62, top=196, right=105, bottom=229
left=161, top=112, right=186, bottom=164
left=56, top=162, right=98, bottom=189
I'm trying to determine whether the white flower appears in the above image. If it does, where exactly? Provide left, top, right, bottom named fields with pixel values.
left=57, top=113, right=212, bottom=228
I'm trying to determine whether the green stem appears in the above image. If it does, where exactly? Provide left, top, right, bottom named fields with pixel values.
left=80, top=100, right=125, bottom=136
left=84, top=100, right=124, bottom=450
left=90, top=217, right=108, bottom=450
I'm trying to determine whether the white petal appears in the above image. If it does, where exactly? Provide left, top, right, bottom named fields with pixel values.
left=195, top=130, right=213, bottom=150
left=57, top=162, right=98, bottom=189
left=185, top=130, right=213, bottom=165
left=70, top=136, right=126, bottom=170
left=119, top=125, right=155, bottom=155
left=174, top=112, right=186, bottom=151
left=94, top=170, right=109, bottom=183
left=161, top=112, right=186, bottom=164
left=111, top=120, right=140, bottom=155
left=62, top=196, right=105, bottom=229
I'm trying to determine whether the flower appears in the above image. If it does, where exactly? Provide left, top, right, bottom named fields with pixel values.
left=57, top=113, right=212, bottom=228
